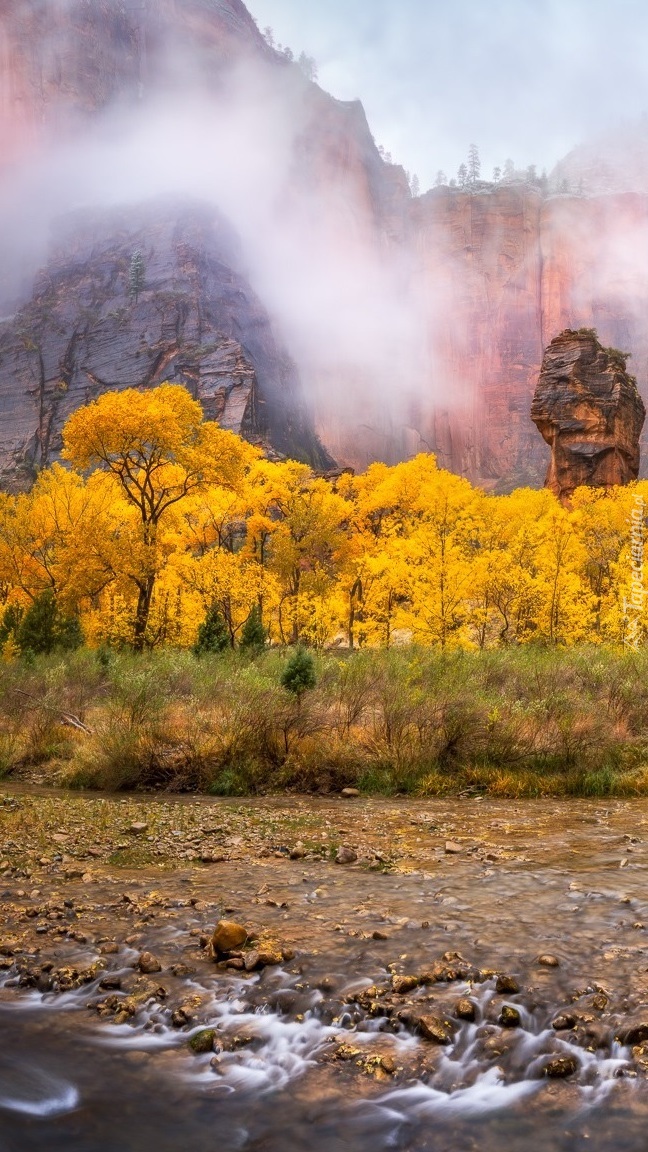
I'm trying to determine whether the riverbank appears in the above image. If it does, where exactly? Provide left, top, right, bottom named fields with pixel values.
left=2, top=787, right=648, bottom=1150
left=3, top=645, right=648, bottom=798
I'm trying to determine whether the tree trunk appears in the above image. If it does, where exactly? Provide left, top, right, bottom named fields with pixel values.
left=133, top=574, right=155, bottom=652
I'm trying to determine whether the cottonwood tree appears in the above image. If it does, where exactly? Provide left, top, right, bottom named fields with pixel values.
left=62, top=385, right=256, bottom=650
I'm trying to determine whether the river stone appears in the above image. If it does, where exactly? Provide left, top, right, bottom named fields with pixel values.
left=169, top=963, right=193, bottom=978
left=243, top=949, right=260, bottom=972
left=380, top=1055, right=397, bottom=1074
left=289, top=843, right=306, bottom=859
left=500, top=1005, right=521, bottom=1028
left=189, top=1029, right=216, bottom=1054
left=392, top=974, right=418, bottom=995
left=455, top=998, right=476, bottom=1022
left=211, top=920, right=247, bottom=954
left=544, top=1055, right=579, bottom=1078
left=99, top=975, right=122, bottom=991
left=335, top=847, right=358, bottom=865
left=577, top=1021, right=610, bottom=1051
left=552, top=1012, right=577, bottom=1030
left=536, top=954, right=560, bottom=967
left=481, top=1031, right=519, bottom=1059
left=619, top=1022, right=648, bottom=1046
left=418, top=1014, right=454, bottom=1044
left=496, top=974, right=520, bottom=994
left=138, top=951, right=162, bottom=974
left=129, top=823, right=148, bottom=834
left=257, top=948, right=283, bottom=967
left=445, top=841, right=463, bottom=854
left=341, top=789, right=360, bottom=798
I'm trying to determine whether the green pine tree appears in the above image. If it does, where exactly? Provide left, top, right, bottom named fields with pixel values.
left=281, top=646, right=316, bottom=697
left=56, top=612, right=84, bottom=652
left=16, top=589, right=82, bottom=656
left=239, top=604, right=266, bottom=654
left=0, top=603, right=23, bottom=646
left=193, top=602, right=230, bottom=655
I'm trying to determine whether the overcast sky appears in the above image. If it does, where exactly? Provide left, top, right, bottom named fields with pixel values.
left=248, top=0, right=648, bottom=190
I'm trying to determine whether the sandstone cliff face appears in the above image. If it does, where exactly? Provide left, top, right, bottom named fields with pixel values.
left=531, top=330, right=646, bottom=503
left=410, top=185, right=545, bottom=486
left=0, top=0, right=267, bottom=169
left=1, top=0, right=648, bottom=492
left=406, top=186, right=648, bottom=491
left=0, top=200, right=331, bottom=487
left=0, top=0, right=403, bottom=479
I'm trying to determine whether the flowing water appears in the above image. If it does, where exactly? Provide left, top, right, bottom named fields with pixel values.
left=2, top=794, right=648, bottom=1151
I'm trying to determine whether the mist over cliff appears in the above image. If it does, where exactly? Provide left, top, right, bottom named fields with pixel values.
left=1, top=0, right=648, bottom=487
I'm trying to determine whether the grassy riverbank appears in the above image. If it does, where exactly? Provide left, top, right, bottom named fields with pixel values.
left=2, top=645, right=648, bottom=798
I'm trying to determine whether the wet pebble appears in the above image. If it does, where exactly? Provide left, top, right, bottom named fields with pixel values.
left=138, top=951, right=162, bottom=974
left=543, top=1055, right=579, bottom=1078
left=335, top=847, right=358, bottom=865
left=211, top=920, right=247, bottom=954
left=392, top=974, right=418, bottom=995
left=455, top=997, right=476, bottom=1021
left=552, top=1012, right=577, bottom=1030
left=500, top=1005, right=521, bottom=1028
left=496, top=974, right=520, bottom=994
left=618, top=1022, right=648, bottom=1046
left=189, top=1029, right=216, bottom=1054
left=418, top=1014, right=454, bottom=1044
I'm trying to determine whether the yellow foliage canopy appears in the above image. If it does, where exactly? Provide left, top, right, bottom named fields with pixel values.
left=0, top=383, right=645, bottom=652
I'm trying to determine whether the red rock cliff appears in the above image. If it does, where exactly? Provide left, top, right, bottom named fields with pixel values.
left=406, top=186, right=648, bottom=490
left=1, top=0, right=648, bottom=491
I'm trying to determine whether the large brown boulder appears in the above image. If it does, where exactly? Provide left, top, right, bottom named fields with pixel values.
left=531, top=329, right=645, bottom=503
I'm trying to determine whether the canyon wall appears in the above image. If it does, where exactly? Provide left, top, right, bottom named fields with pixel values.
left=0, top=0, right=647, bottom=489
left=407, top=186, right=648, bottom=490
left=0, top=199, right=333, bottom=488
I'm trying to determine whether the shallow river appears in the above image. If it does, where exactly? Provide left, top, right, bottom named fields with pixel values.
left=2, top=794, right=648, bottom=1151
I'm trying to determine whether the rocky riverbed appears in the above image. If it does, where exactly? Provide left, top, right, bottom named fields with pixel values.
left=2, top=787, right=648, bottom=1151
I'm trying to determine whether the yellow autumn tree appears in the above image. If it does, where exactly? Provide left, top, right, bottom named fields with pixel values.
left=243, top=459, right=350, bottom=645
left=0, top=465, right=115, bottom=611
left=62, top=384, right=257, bottom=649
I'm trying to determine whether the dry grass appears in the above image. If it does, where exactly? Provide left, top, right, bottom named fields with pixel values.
left=0, top=645, right=647, bottom=796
